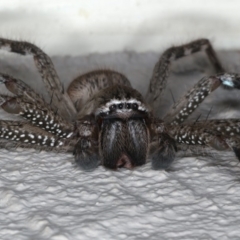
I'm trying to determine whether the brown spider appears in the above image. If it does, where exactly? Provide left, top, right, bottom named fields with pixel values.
left=0, top=38, right=239, bottom=170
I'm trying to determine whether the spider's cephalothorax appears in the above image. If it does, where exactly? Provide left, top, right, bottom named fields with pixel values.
left=0, top=38, right=240, bottom=171
left=71, top=79, right=176, bottom=170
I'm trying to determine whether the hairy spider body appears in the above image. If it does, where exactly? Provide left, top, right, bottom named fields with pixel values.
left=0, top=38, right=240, bottom=170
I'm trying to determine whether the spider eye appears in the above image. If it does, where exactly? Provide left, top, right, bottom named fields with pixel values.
left=109, top=104, right=117, bottom=111
left=132, top=103, right=138, bottom=110
left=118, top=103, right=123, bottom=109
left=126, top=103, right=131, bottom=109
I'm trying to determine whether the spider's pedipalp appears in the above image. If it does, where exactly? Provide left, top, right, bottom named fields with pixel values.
left=74, top=138, right=100, bottom=171
left=0, top=38, right=76, bottom=120
left=163, top=75, right=220, bottom=125
left=150, top=132, right=177, bottom=170
left=149, top=119, right=177, bottom=169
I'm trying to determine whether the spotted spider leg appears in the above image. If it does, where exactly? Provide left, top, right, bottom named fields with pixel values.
left=164, top=73, right=240, bottom=125
left=0, top=72, right=82, bottom=151
left=0, top=73, right=74, bottom=138
left=163, top=73, right=240, bottom=161
left=146, top=39, right=240, bottom=164
left=0, top=38, right=76, bottom=120
left=168, top=119, right=240, bottom=161
left=0, top=120, right=76, bottom=151
left=146, top=38, right=224, bottom=106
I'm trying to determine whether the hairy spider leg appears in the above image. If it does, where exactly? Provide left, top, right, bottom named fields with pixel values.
left=0, top=74, right=74, bottom=138
left=164, top=73, right=240, bottom=125
left=0, top=38, right=76, bottom=120
left=146, top=39, right=224, bottom=107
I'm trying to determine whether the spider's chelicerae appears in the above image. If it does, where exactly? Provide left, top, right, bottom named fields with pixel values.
left=0, top=38, right=239, bottom=170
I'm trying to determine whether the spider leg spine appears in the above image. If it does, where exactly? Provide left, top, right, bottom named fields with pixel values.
left=149, top=119, right=177, bottom=169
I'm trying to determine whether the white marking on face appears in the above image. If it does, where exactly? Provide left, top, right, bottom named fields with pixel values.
left=95, top=98, right=149, bottom=116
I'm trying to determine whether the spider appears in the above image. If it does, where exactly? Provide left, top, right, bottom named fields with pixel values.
left=0, top=38, right=239, bottom=170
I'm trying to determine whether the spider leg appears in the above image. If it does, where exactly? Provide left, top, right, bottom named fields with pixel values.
left=0, top=72, right=99, bottom=169
left=163, top=73, right=240, bottom=124
left=0, top=73, right=45, bottom=104
left=0, top=38, right=76, bottom=120
left=0, top=95, right=74, bottom=139
left=73, top=116, right=100, bottom=170
left=0, top=120, right=76, bottom=152
left=146, top=39, right=224, bottom=105
left=0, top=73, right=74, bottom=138
left=169, top=119, right=240, bottom=161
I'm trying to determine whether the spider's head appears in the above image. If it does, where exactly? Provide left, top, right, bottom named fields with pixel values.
left=94, top=85, right=151, bottom=170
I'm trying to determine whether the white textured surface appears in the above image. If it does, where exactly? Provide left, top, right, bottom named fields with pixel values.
left=0, top=50, right=240, bottom=240
left=1, top=0, right=240, bottom=55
